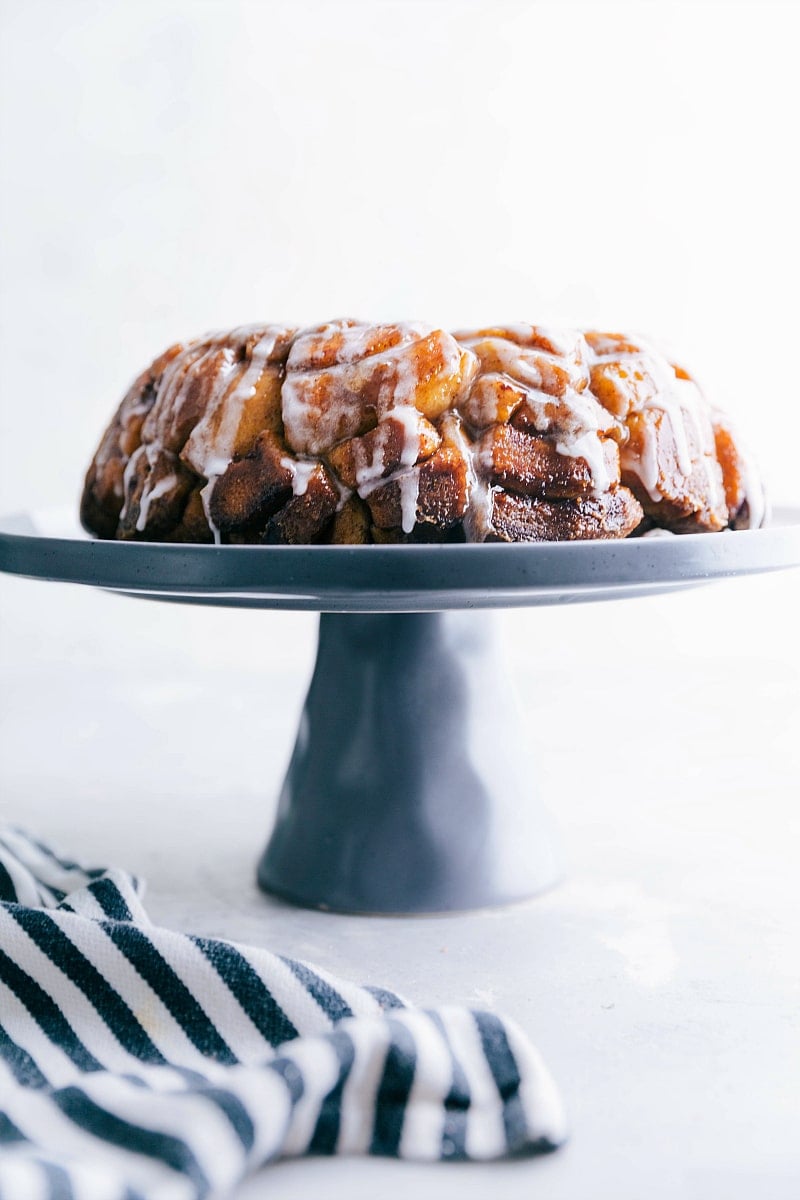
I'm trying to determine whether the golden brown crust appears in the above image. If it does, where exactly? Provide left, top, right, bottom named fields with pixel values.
left=81, top=320, right=762, bottom=545
left=80, top=342, right=186, bottom=538
left=116, top=448, right=196, bottom=541
left=327, top=412, right=441, bottom=491
left=209, top=430, right=294, bottom=533
left=479, top=425, right=620, bottom=501
left=282, top=321, right=476, bottom=456
left=169, top=486, right=215, bottom=544
left=586, top=333, right=732, bottom=533
left=262, top=464, right=339, bottom=544
left=490, top=487, right=644, bottom=542
left=621, top=408, right=728, bottom=532
left=330, top=495, right=372, bottom=544
left=366, top=445, right=470, bottom=533
left=712, top=413, right=747, bottom=525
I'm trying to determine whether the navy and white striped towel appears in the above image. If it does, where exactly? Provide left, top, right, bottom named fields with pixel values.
left=0, top=828, right=565, bottom=1199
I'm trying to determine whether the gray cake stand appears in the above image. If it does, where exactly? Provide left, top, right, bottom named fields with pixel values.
left=2, top=506, right=800, bottom=914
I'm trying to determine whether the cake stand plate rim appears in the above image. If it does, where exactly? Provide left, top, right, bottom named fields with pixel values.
left=1, top=504, right=799, bottom=611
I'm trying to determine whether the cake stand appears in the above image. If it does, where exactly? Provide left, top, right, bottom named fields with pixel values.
left=2, top=506, right=800, bottom=914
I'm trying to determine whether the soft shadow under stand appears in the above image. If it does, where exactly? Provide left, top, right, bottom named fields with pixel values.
left=2, top=507, right=800, bottom=913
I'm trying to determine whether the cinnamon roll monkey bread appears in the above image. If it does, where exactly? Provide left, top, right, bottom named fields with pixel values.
left=81, top=320, right=765, bottom=545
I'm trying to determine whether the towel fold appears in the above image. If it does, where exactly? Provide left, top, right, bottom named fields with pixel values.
left=0, top=828, right=565, bottom=1199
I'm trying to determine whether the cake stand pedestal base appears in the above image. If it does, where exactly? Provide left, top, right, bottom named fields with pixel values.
left=257, top=611, right=562, bottom=913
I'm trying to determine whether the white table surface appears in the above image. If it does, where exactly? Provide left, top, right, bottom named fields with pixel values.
left=1, top=565, right=799, bottom=1199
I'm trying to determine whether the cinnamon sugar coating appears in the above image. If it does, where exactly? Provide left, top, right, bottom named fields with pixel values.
left=81, top=320, right=764, bottom=545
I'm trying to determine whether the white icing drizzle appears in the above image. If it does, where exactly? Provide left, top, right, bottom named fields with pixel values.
left=282, top=322, right=465, bottom=456
left=351, top=407, right=423, bottom=499
left=354, top=456, right=420, bottom=530
left=390, top=347, right=424, bottom=407
left=457, top=329, right=591, bottom=396
left=588, top=337, right=724, bottom=511
left=739, top=464, right=767, bottom=529
left=456, top=328, right=614, bottom=496
left=279, top=456, right=318, bottom=498
left=389, top=405, right=424, bottom=468
left=470, top=477, right=498, bottom=541
left=342, top=406, right=430, bottom=532
left=628, top=419, right=663, bottom=503
left=119, top=446, right=144, bottom=524
left=455, top=324, right=590, bottom=383
left=130, top=342, right=233, bottom=536
left=138, top=325, right=291, bottom=545
left=397, top=470, right=420, bottom=534
left=556, top=429, right=614, bottom=493
left=441, top=412, right=495, bottom=542
left=183, top=328, right=283, bottom=479
left=153, top=342, right=231, bottom=449
left=280, top=374, right=318, bottom=456
left=135, top=473, right=178, bottom=533
left=648, top=377, right=695, bottom=475
left=332, top=475, right=353, bottom=513
left=124, top=394, right=155, bottom=423
left=520, top=384, right=615, bottom=498
left=331, top=324, right=434, bottom=364
left=199, top=478, right=222, bottom=546
left=307, top=320, right=432, bottom=366
left=353, top=422, right=393, bottom=495
left=460, top=375, right=513, bottom=429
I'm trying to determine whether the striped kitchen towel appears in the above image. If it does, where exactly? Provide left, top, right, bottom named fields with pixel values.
left=0, top=828, right=565, bottom=1199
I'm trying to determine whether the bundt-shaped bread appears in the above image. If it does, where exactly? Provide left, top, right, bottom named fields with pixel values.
left=81, top=320, right=764, bottom=544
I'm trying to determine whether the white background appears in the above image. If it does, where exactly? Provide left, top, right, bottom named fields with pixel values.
left=1, top=4, right=799, bottom=1196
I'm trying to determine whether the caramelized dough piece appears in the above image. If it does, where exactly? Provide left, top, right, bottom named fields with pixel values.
left=455, top=324, right=591, bottom=389
left=455, top=325, right=608, bottom=435
left=490, top=487, right=644, bottom=542
left=142, top=325, right=295, bottom=463
left=181, top=326, right=294, bottom=475
left=142, top=344, right=235, bottom=456
left=209, top=430, right=294, bottom=532
left=583, top=331, right=642, bottom=357
left=329, top=495, right=371, bottom=544
left=263, top=464, right=339, bottom=544
left=80, top=342, right=186, bottom=537
left=479, top=424, right=620, bottom=500
left=711, top=411, right=764, bottom=528
left=506, top=396, right=623, bottom=444
left=622, top=408, right=728, bottom=532
left=327, top=412, right=441, bottom=491
left=461, top=374, right=528, bottom=429
left=168, top=486, right=214, bottom=544
left=81, top=326, right=296, bottom=541
left=456, top=325, right=621, bottom=496
left=712, top=416, right=745, bottom=523
left=282, top=320, right=476, bottom=455
left=366, top=446, right=470, bottom=533
left=589, top=358, right=661, bottom=420
left=117, top=447, right=196, bottom=541
left=587, top=332, right=733, bottom=531
left=286, top=320, right=404, bottom=370
left=508, top=397, right=624, bottom=446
